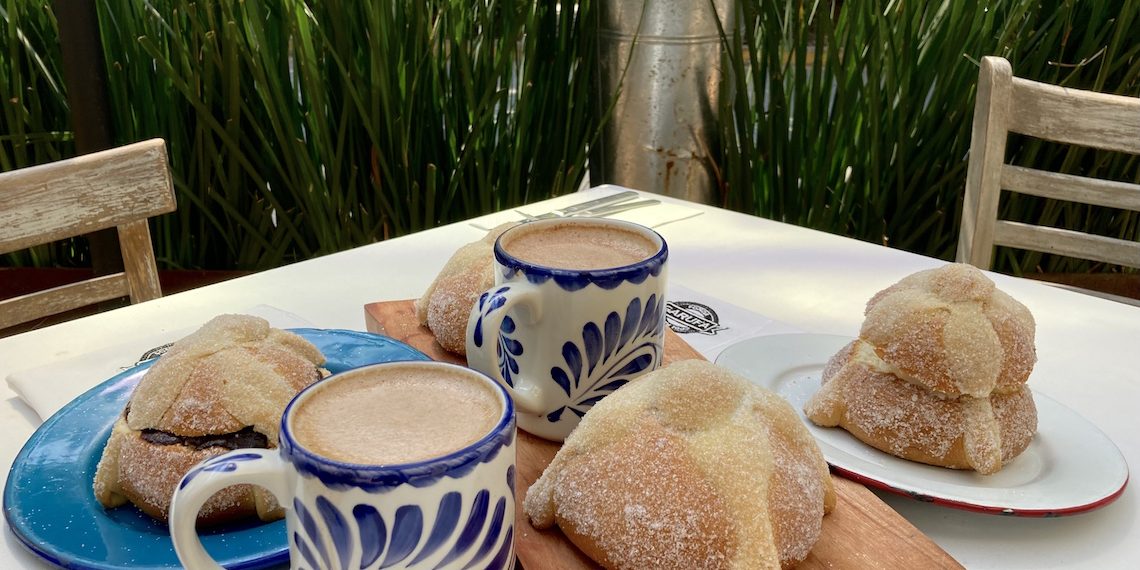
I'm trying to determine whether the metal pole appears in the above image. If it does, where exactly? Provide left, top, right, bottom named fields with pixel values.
left=53, top=0, right=123, bottom=275
left=591, top=0, right=735, bottom=204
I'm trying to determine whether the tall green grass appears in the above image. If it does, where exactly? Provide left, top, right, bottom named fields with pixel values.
left=4, top=1, right=1138, bottom=276
left=94, top=0, right=597, bottom=270
left=0, top=0, right=74, bottom=266
left=721, top=0, right=1140, bottom=274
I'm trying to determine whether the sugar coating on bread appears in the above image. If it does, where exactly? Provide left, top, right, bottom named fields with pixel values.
left=550, top=425, right=737, bottom=569
left=93, top=314, right=324, bottom=523
left=92, top=417, right=132, bottom=509
left=525, top=360, right=835, bottom=569
left=415, top=223, right=516, bottom=354
left=806, top=340, right=1037, bottom=475
left=861, top=263, right=1036, bottom=397
left=112, top=414, right=274, bottom=524
left=126, top=314, right=325, bottom=441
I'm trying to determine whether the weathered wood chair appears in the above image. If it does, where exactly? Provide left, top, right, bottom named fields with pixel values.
left=956, top=56, right=1140, bottom=303
left=0, top=139, right=177, bottom=329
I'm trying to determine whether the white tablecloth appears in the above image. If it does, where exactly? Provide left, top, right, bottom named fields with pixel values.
left=1, top=187, right=1136, bottom=569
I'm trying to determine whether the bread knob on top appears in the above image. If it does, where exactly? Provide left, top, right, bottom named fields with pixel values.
left=525, top=360, right=836, bottom=569
left=860, top=262, right=1036, bottom=398
left=92, top=314, right=327, bottom=525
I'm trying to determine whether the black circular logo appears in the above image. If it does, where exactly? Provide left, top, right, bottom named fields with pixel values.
left=666, top=301, right=727, bottom=335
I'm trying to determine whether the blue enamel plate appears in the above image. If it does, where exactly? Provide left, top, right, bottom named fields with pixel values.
left=4, top=329, right=429, bottom=570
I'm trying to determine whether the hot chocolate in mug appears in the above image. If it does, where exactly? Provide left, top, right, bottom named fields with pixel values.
left=168, top=361, right=517, bottom=569
left=465, top=217, right=668, bottom=441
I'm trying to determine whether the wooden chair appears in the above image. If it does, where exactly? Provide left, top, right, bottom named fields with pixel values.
left=0, top=139, right=177, bottom=329
left=957, top=56, right=1140, bottom=297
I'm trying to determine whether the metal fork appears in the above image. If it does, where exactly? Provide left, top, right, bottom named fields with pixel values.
left=516, top=191, right=660, bottom=221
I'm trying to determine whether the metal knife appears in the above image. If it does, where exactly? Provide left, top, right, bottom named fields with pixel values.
left=555, top=190, right=640, bottom=215
left=578, top=198, right=661, bottom=218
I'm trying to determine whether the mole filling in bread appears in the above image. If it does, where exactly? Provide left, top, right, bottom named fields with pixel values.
left=92, top=314, right=327, bottom=526
left=139, top=421, right=268, bottom=450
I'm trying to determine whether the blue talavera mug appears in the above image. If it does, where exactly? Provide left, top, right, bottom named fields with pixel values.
left=168, top=361, right=517, bottom=570
left=465, top=217, right=668, bottom=441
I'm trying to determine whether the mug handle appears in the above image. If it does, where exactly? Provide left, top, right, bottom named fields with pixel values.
left=168, top=448, right=289, bottom=569
left=466, top=283, right=545, bottom=413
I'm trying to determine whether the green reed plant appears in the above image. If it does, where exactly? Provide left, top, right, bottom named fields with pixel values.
left=94, top=0, right=597, bottom=270
left=721, top=0, right=1140, bottom=275
left=6, top=1, right=1139, bottom=276
left=0, top=0, right=74, bottom=266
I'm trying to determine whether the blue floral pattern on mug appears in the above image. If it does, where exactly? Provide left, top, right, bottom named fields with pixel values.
left=471, top=287, right=523, bottom=388
left=464, top=217, right=669, bottom=441
left=545, top=294, right=664, bottom=422
left=179, top=451, right=265, bottom=489
left=289, top=491, right=514, bottom=570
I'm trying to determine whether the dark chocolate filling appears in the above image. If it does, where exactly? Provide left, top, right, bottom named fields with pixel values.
left=140, top=425, right=269, bottom=451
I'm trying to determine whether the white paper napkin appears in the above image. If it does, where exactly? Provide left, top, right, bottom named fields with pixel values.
left=666, top=283, right=802, bottom=361
left=6, top=305, right=314, bottom=422
left=469, top=187, right=704, bottom=231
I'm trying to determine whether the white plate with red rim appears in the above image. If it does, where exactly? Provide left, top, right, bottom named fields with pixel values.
left=715, top=333, right=1129, bottom=516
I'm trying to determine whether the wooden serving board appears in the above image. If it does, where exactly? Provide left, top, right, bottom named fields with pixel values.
left=365, top=300, right=962, bottom=569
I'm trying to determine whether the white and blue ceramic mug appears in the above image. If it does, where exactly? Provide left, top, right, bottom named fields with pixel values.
left=465, top=217, right=668, bottom=441
left=168, top=361, right=517, bottom=570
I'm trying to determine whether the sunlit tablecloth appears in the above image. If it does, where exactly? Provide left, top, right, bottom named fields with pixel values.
left=1, top=186, right=1136, bottom=569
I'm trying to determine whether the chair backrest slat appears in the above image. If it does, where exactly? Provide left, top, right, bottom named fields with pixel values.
left=1009, top=77, right=1140, bottom=155
left=0, top=274, right=129, bottom=330
left=994, top=221, right=1140, bottom=269
left=0, top=139, right=176, bottom=255
left=1000, top=165, right=1140, bottom=211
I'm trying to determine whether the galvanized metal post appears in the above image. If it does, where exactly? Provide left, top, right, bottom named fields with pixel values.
left=591, top=0, right=735, bottom=204
left=54, top=0, right=123, bottom=275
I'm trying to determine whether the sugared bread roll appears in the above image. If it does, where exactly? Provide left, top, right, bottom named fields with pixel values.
left=93, top=314, right=326, bottom=525
left=860, top=263, right=1036, bottom=398
left=805, top=340, right=1037, bottom=475
left=806, top=263, right=1038, bottom=475
left=525, top=360, right=835, bottom=569
left=415, top=223, right=516, bottom=354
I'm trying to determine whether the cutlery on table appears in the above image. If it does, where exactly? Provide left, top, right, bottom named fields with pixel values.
left=518, top=192, right=661, bottom=221
left=518, top=190, right=639, bottom=220
left=574, top=199, right=661, bottom=218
